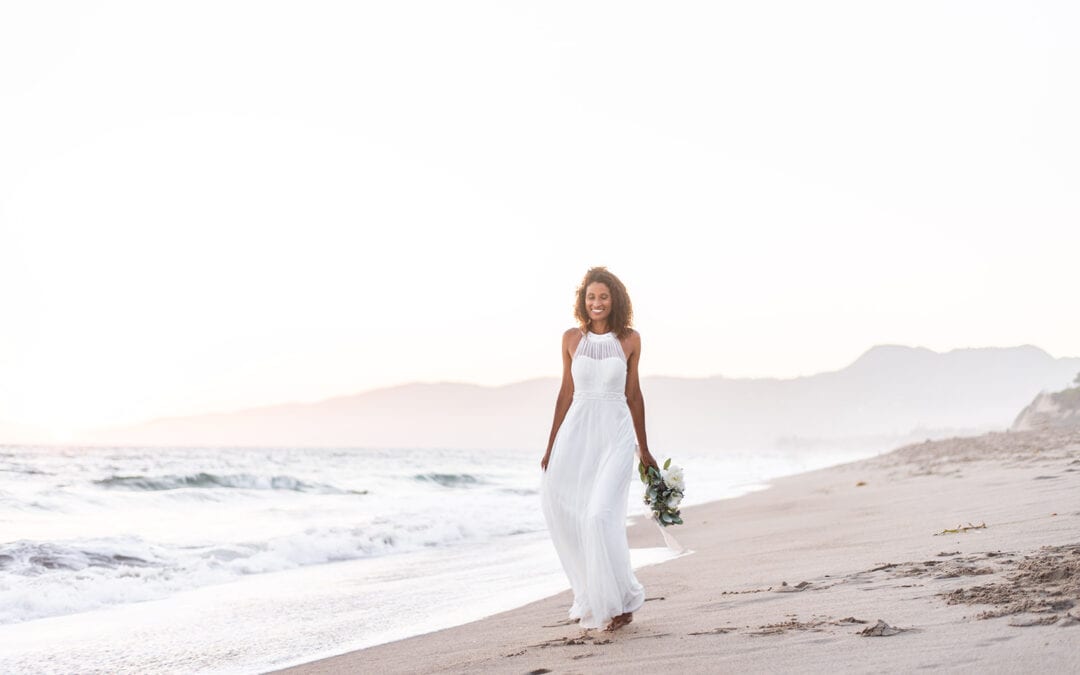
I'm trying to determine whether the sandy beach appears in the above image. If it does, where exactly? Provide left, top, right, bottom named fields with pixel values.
left=272, top=428, right=1080, bottom=674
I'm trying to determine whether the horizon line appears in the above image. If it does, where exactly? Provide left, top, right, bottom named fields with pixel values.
left=35, top=341, right=1074, bottom=438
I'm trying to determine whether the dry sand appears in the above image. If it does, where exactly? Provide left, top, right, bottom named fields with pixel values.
left=271, top=428, right=1080, bottom=674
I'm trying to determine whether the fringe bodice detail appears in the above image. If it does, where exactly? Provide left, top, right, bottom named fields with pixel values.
left=571, top=331, right=628, bottom=400
left=573, top=330, right=627, bottom=362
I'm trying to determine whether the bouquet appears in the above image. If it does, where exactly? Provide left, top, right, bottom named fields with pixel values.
left=638, top=457, right=684, bottom=526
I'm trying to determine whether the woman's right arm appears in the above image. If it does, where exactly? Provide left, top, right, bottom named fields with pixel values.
left=541, top=329, right=577, bottom=471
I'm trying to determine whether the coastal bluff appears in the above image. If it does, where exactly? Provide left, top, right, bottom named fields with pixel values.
left=1013, top=376, right=1080, bottom=431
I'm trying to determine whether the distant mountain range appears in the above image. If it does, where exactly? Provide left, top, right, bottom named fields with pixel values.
left=39, top=344, right=1076, bottom=454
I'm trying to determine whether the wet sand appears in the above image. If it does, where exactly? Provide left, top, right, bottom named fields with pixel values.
left=271, top=428, right=1080, bottom=674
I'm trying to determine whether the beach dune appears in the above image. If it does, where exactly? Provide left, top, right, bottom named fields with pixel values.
left=273, top=428, right=1080, bottom=674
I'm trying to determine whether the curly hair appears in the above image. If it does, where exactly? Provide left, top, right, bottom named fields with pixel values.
left=574, top=266, right=634, bottom=339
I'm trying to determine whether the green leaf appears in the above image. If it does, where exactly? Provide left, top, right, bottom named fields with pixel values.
left=647, top=466, right=661, bottom=479
left=637, top=461, right=647, bottom=483
left=663, top=457, right=671, bottom=470
left=661, top=512, right=673, bottom=524
left=671, top=516, right=683, bottom=525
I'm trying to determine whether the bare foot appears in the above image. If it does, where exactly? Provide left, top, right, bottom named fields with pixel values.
left=603, top=612, right=633, bottom=632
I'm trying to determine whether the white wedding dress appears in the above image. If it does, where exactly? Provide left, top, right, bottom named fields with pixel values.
left=540, top=329, right=646, bottom=629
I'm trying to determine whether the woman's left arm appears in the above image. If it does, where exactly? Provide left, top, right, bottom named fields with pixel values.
left=624, top=331, right=659, bottom=471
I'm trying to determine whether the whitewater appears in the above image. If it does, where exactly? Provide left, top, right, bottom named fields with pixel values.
left=0, top=443, right=877, bottom=673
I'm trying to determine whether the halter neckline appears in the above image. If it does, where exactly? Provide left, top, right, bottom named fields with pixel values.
left=575, top=328, right=626, bottom=361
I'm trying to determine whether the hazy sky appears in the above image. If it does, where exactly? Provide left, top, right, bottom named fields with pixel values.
left=2, top=1, right=1078, bottom=436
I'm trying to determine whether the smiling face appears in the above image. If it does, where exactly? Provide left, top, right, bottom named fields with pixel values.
left=585, top=282, right=613, bottom=327
left=573, top=267, right=633, bottom=337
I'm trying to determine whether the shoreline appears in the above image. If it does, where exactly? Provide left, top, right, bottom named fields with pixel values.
left=270, top=428, right=1080, bottom=674
left=0, top=446, right=858, bottom=674
left=256, top=451, right=868, bottom=672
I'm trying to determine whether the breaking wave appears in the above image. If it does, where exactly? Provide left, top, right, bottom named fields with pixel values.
left=413, top=472, right=482, bottom=487
left=93, top=472, right=361, bottom=494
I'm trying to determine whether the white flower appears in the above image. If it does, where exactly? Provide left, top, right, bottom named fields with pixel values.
left=661, top=465, right=684, bottom=491
left=666, top=493, right=683, bottom=510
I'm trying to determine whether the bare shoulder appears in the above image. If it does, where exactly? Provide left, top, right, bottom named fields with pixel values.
left=621, top=328, right=642, bottom=358
left=562, top=326, right=584, bottom=349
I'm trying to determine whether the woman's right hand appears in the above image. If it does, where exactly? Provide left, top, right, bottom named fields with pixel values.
left=541, top=452, right=551, bottom=472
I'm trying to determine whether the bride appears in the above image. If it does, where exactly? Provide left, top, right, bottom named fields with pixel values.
left=539, top=266, right=659, bottom=632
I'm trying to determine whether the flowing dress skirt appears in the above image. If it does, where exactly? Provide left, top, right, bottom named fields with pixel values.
left=540, top=394, right=646, bottom=628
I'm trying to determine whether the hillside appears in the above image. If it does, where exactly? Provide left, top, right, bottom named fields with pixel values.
left=69, top=344, right=1080, bottom=453
left=1012, top=378, right=1080, bottom=431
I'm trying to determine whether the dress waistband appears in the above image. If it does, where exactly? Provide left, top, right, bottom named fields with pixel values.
left=573, top=391, right=627, bottom=402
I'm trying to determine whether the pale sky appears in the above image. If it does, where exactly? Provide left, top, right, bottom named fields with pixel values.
left=2, top=1, right=1078, bottom=436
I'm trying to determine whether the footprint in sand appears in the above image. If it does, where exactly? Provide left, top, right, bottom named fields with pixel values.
left=688, top=627, right=738, bottom=635
left=858, top=619, right=910, bottom=636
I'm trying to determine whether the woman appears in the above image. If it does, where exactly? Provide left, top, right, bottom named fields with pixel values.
left=540, top=266, right=660, bottom=632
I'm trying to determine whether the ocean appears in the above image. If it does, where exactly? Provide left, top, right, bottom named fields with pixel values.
left=0, top=443, right=878, bottom=673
